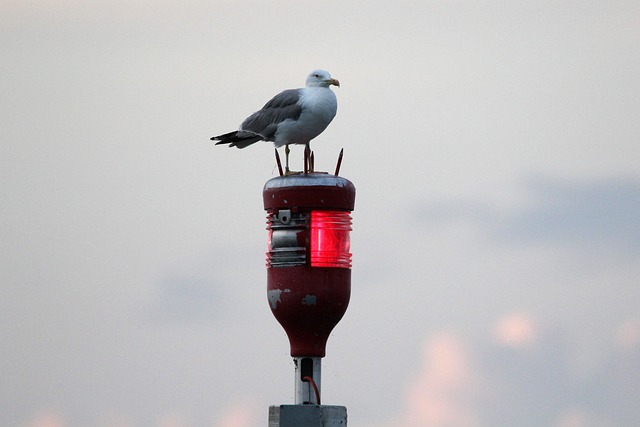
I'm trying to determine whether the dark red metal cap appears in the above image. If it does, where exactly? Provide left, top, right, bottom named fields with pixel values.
left=263, top=173, right=356, bottom=211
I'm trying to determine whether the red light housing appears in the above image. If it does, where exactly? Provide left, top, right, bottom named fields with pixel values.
left=263, top=173, right=355, bottom=357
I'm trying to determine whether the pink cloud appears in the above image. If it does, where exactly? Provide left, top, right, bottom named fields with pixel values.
left=399, top=333, right=479, bottom=427
left=614, top=318, right=640, bottom=351
left=157, top=412, right=190, bottom=427
left=492, top=311, right=537, bottom=348
left=25, top=410, right=67, bottom=427
left=215, top=400, right=258, bottom=427
left=553, top=407, right=614, bottom=427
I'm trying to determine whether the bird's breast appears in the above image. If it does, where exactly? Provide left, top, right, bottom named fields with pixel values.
left=272, top=88, right=337, bottom=146
left=299, top=89, right=337, bottom=123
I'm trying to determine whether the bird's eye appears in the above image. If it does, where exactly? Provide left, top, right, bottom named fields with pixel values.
left=314, top=74, right=320, bottom=78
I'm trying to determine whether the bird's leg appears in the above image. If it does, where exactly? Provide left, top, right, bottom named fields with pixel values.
left=304, top=145, right=310, bottom=174
left=306, top=144, right=313, bottom=173
left=284, top=145, right=305, bottom=175
left=285, top=145, right=290, bottom=174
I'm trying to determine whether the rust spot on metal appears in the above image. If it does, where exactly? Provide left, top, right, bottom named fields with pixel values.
left=267, top=288, right=291, bottom=309
left=301, top=295, right=317, bottom=305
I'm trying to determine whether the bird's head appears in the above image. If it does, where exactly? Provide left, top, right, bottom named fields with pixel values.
left=306, top=69, right=340, bottom=88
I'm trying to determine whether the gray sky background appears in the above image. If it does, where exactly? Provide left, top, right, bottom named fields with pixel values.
left=2, top=0, right=639, bottom=426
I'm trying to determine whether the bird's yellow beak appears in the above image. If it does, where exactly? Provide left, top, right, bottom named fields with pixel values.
left=328, top=78, right=340, bottom=87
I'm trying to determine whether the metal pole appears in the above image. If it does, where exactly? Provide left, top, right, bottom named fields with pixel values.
left=294, top=357, right=322, bottom=404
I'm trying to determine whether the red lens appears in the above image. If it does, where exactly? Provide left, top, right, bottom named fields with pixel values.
left=310, top=210, right=352, bottom=268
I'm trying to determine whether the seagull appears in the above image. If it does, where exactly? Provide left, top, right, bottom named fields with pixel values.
left=211, top=69, right=340, bottom=173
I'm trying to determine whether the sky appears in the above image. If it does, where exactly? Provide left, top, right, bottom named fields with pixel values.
left=1, top=0, right=639, bottom=426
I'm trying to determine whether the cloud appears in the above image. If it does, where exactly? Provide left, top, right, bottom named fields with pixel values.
left=552, top=408, right=613, bottom=427
left=375, top=312, right=640, bottom=427
left=145, top=276, right=226, bottom=324
left=399, top=333, right=479, bottom=427
left=614, top=319, right=640, bottom=351
left=492, top=312, right=537, bottom=348
left=24, top=410, right=66, bottom=427
left=215, top=401, right=257, bottom=427
left=156, top=412, right=191, bottom=427
left=500, top=179, right=640, bottom=249
left=416, top=177, right=640, bottom=252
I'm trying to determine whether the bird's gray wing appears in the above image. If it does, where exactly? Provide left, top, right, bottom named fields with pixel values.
left=239, top=89, right=303, bottom=140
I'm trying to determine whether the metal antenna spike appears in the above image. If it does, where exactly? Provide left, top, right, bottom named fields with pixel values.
left=274, top=149, right=284, bottom=176
left=334, top=148, right=344, bottom=176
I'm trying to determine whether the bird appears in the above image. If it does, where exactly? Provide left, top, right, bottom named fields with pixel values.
left=211, top=69, right=340, bottom=173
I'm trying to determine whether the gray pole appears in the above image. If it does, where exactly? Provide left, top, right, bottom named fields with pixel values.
left=294, top=357, right=321, bottom=405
